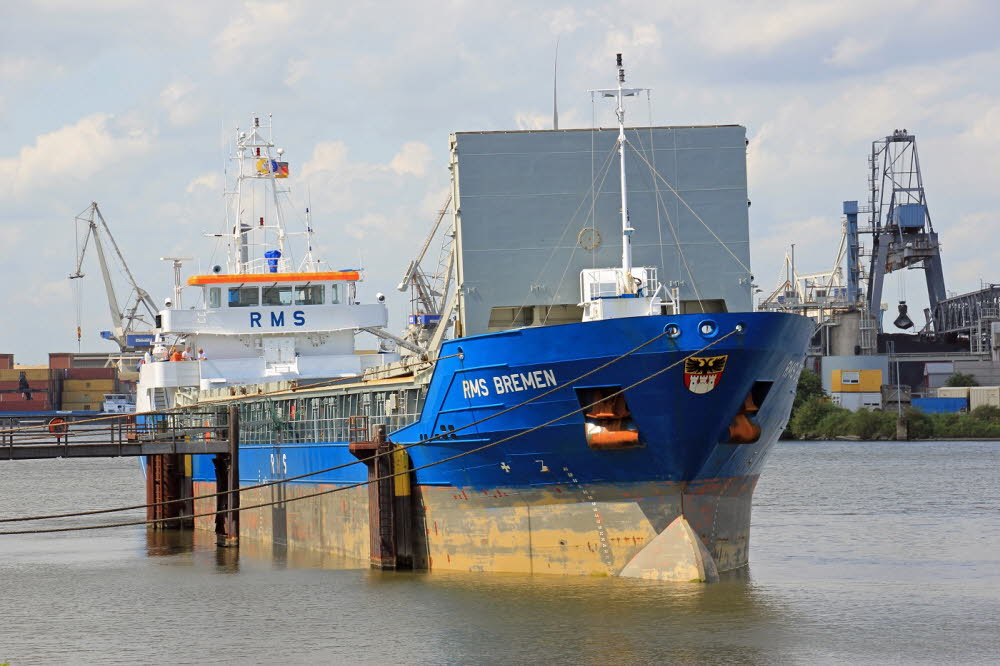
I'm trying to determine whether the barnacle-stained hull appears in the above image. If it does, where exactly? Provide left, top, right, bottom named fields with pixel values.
left=191, top=311, right=812, bottom=579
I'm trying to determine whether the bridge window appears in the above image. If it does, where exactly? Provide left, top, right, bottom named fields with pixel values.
left=295, top=285, right=325, bottom=305
left=331, top=284, right=340, bottom=304
left=228, top=287, right=259, bottom=307
left=263, top=286, right=293, bottom=306
left=208, top=287, right=221, bottom=308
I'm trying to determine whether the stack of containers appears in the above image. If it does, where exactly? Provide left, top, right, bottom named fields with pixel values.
left=61, top=368, right=116, bottom=412
left=0, top=368, right=53, bottom=411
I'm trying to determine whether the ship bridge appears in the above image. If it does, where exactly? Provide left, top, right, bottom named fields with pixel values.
left=152, top=270, right=393, bottom=390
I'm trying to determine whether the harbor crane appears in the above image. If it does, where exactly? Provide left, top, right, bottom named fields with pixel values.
left=863, top=130, right=947, bottom=331
left=396, top=193, right=456, bottom=352
left=69, top=202, right=158, bottom=351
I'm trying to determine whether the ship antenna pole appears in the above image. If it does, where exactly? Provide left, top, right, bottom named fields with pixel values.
left=615, top=53, right=634, bottom=289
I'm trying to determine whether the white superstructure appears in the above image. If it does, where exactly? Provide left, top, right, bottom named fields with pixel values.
left=136, top=116, right=399, bottom=411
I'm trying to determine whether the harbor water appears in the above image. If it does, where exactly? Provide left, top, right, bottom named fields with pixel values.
left=1, top=441, right=997, bottom=664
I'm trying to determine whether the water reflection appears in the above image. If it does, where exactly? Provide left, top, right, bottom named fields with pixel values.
left=4, top=444, right=997, bottom=663
left=152, top=530, right=791, bottom=664
left=144, top=527, right=194, bottom=558
left=214, top=542, right=240, bottom=574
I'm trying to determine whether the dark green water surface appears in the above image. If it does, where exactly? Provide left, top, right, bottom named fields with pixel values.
left=1, top=441, right=997, bottom=664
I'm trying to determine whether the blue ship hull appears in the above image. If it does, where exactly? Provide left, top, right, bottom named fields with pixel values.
left=191, top=312, right=812, bottom=578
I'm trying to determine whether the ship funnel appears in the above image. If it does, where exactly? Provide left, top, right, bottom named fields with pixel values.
left=893, top=301, right=914, bottom=330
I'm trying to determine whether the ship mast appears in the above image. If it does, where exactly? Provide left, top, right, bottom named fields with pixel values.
left=579, top=54, right=670, bottom=322
left=228, top=114, right=290, bottom=274
left=592, top=54, right=647, bottom=293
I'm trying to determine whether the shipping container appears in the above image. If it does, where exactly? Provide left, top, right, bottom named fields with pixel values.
left=63, top=379, right=115, bottom=391
left=969, top=386, right=1000, bottom=410
left=911, top=397, right=968, bottom=414
left=0, top=391, right=49, bottom=401
left=0, top=399, right=53, bottom=412
left=61, top=390, right=108, bottom=403
left=0, top=381, right=50, bottom=391
left=60, top=401, right=97, bottom=411
left=0, top=392, right=51, bottom=403
left=65, top=368, right=116, bottom=380
left=936, top=386, right=972, bottom=399
left=0, top=368, right=51, bottom=382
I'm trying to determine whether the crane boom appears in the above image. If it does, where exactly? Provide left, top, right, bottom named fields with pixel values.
left=70, top=202, right=157, bottom=351
left=92, top=203, right=158, bottom=316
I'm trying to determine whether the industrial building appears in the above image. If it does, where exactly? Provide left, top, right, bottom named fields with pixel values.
left=760, top=130, right=1000, bottom=411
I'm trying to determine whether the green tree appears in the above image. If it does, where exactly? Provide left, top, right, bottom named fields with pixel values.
left=792, top=369, right=826, bottom=411
left=945, top=372, right=979, bottom=387
left=970, top=405, right=1000, bottom=423
left=849, top=408, right=895, bottom=440
left=904, top=408, right=935, bottom=439
left=789, top=397, right=847, bottom=439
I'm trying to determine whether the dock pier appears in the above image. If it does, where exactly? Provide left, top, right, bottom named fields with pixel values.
left=0, top=406, right=240, bottom=544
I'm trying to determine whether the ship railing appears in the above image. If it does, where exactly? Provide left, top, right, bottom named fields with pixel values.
left=237, top=412, right=422, bottom=446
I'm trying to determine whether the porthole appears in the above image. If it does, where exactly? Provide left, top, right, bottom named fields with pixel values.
left=698, top=320, right=719, bottom=338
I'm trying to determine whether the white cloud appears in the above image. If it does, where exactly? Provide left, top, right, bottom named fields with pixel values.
left=0, top=113, right=152, bottom=197
left=215, top=1, right=298, bottom=69
left=344, top=213, right=392, bottom=241
left=602, top=23, right=661, bottom=53
left=515, top=108, right=582, bottom=131
left=186, top=172, right=223, bottom=193
left=546, top=7, right=584, bottom=34
left=825, top=36, right=881, bottom=67
left=301, top=139, right=432, bottom=181
left=284, top=57, right=310, bottom=87
left=0, top=56, right=66, bottom=82
left=300, top=140, right=352, bottom=181
left=515, top=111, right=552, bottom=131
left=3, top=0, right=1000, bottom=360
left=389, top=142, right=432, bottom=177
left=159, top=79, right=200, bottom=127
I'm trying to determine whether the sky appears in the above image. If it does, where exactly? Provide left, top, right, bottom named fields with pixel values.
left=2, top=0, right=999, bottom=363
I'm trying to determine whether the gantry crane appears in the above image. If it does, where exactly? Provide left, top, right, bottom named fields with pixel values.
left=865, top=130, right=947, bottom=331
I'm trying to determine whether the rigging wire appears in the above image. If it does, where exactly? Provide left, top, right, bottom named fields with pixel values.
left=645, top=92, right=668, bottom=301
left=0, top=328, right=738, bottom=535
left=627, top=137, right=704, bottom=311
left=626, top=141, right=752, bottom=275
left=0, top=320, right=684, bottom=521
left=542, top=138, right=620, bottom=324
left=510, top=141, right=618, bottom=326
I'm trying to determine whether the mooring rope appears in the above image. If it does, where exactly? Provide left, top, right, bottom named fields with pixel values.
left=0, top=324, right=691, bottom=523
left=0, top=328, right=738, bottom=535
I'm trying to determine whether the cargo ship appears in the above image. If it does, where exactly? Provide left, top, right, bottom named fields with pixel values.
left=137, top=57, right=811, bottom=581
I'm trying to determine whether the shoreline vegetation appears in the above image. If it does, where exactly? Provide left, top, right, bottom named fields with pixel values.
left=783, top=370, right=1000, bottom=440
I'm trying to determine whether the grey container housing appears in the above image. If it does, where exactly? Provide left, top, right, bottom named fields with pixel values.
left=449, top=126, right=754, bottom=337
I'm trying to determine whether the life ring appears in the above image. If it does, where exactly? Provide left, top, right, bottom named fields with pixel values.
left=48, top=417, right=68, bottom=436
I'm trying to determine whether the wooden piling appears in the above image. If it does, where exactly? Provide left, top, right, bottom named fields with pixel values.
left=146, top=453, right=189, bottom=529
left=349, top=424, right=413, bottom=570
left=215, top=405, right=240, bottom=547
